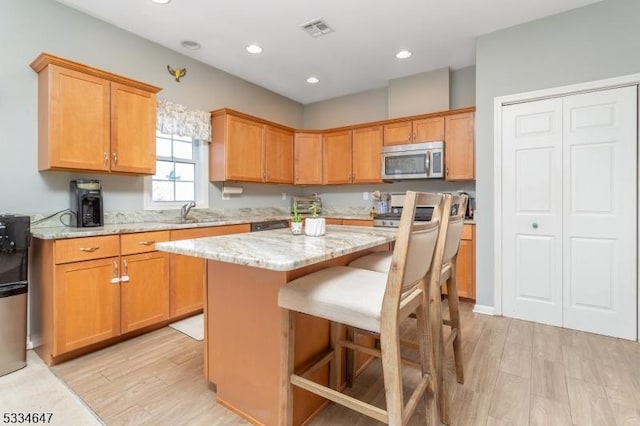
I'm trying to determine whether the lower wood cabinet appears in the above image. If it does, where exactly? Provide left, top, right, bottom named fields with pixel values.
left=53, top=256, right=121, bottom=354
left=34, top=231, right=171, bottom=364
left=120, top=251, right=170, bottom=333
left=456, top=224, right=476, bottom=300
left=169, top=224, right=251, bottom=318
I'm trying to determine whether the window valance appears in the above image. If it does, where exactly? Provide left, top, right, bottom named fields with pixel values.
left=157, top=99, right=211, bottom=142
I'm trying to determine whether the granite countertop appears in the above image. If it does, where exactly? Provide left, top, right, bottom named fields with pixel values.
left=30, top=209, right=374, bottom=240
left=155, top=225, right=397, bottom=271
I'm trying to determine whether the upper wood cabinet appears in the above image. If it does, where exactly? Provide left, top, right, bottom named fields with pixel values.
left=265, top=126, right=294, bottom=183
left=30, top=53, right=160, bottom=175
left=210, top=110, right=294, bottom=184
left=294, top=132, right=323, bottom=185
left=352, top=125, right=382, bottom=183
left=323, top=130, right=353, bottom=184
left=383, top=117, right=444, bottom=146
left=444, top=112, right=475, bottom=181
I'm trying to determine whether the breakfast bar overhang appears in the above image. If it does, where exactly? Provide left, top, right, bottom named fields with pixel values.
left=156, top=225, right=396, bottom=425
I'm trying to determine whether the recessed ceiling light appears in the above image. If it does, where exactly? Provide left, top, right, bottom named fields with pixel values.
left=181, top=40, right=201, bottom=50
left=246, top=44, right=263, bottom=54
left=395, top=50, right=413, bottom=59
left=306, top=77, right=320, bottom=84
left=151, top=0, right=170, bottom=4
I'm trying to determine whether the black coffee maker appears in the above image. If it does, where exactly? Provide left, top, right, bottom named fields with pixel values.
left=70, top=180, right=104, bottom=227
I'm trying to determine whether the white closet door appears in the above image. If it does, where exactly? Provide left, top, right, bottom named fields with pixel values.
left=502, top=98, right=564, bottom=326
left=562, top=86, right=637, bottom=340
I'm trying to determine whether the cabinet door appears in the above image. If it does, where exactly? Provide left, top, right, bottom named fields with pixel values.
left=120, top=251, right=170, bottom=333
left=383, top=121, right=412, bottom=146
left=294, top=133, right=323, bottom=184
left=413, top=117, right=444, bottom=142
left=53, top=257, right=120, bottom=355
left=352, top=126, right=382, bottom=183
left=445, top=112, right=475, bottom=181
left=226, top=115, right=265, bottom=182
left=323, top=130, right=353, bottom=184
left=43, top=65, right=110, bottom=172
left=265, top=126, right=294, bottom=184
left=169, top=224, right=251, bottom=318
left=110, top=83, right=157, bottom=174
left=455, top=225, right=475, bottom=300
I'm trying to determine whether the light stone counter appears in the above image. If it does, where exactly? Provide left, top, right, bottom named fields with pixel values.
left=155, top=225, right=397, bottom=271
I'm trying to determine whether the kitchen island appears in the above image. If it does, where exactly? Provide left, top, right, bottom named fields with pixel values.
left=155, top=225, right=396, bottom=425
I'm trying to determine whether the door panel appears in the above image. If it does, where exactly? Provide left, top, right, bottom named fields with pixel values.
left=515, top=235, right=555, bottom=303
left=562, top=86, right=637, bottom=340
left=569, top=237, right=614, bottom=310
left=502, top=98, right=563, bottom=326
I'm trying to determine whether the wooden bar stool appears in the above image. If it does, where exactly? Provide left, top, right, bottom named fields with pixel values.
left=349, top=194, right=468, bottom=386
left=277, top=192, right=446, bottom=425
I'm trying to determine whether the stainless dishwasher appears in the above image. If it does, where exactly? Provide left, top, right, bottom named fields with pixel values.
left=250, top=220, right=289, bottom=232
left=0, top=214, right=30, bottom=377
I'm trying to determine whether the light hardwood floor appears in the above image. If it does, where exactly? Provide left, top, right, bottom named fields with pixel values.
left=52, top=302, right=640, bottom=425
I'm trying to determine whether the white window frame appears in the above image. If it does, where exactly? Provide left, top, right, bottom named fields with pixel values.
left=143, top=135, right=209, bottom=210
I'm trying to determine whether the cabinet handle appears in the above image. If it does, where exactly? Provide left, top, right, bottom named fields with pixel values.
left=79, top=246, right=100, bottom=252
left=121, top=259, right=130, bottom=283
left=138, top=240, right=155, bottom=246
left=103, top=152, right=109, bottom=167
left=413, top=132, right=416, bottom=141
left=407, top=135, right=411, bottom=142
left=112, top=152, right=118, bottom=166
left=111, top=260, right=120, bottom=284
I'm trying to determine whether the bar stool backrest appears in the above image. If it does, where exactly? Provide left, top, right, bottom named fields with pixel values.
left=383, top=191, right=448, bottom=303
left=442, top=194, right=469, bottom=265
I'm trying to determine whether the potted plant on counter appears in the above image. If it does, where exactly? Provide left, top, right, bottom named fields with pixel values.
left=304, top=201, right=326, bottom=236
left=291, top=203, right=303, bottom=235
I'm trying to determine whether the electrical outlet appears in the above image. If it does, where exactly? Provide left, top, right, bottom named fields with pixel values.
left=282, top=192, right=287, bottom=200
left=363, top=192, right=369, bottom=201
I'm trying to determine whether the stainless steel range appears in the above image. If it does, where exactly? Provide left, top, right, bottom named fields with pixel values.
left=372, top=193, right=434, bottom=227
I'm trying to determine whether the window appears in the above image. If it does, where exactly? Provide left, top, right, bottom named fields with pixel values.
left=144, top=131, right=208, bottom=209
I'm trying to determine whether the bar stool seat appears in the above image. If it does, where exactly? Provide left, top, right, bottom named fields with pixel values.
left=279, top=266, right=389, bottom=333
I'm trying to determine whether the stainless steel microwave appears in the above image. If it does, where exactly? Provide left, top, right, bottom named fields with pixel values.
left=381, top=141, right=444, bottom=180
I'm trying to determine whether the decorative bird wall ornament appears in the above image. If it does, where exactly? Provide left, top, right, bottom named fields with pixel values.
left=167, top=65, right=187, bottom=82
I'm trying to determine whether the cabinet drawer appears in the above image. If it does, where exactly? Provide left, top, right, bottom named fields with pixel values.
left=342, top=219, right=373, bottom=227
left=461, top=224, right=474, bottom=241
left=121, top=231, right=170, bottom=255
left=55, top=235, right=120, bottom=264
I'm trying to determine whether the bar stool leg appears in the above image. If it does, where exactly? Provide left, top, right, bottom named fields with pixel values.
left=279, top=309, right=295, bottom=426
left=446, top=262, right=464, bottom=384
left=415, top=302, right=438, bottom=425
left=429, top=276, right=450, bottom=425
left=379, top=321, right=404, bottom=425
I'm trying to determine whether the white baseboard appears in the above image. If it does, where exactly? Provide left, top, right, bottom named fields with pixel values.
left=27, top=334, right=42, bottom=350
left=473, top=304, right=496, bottom=316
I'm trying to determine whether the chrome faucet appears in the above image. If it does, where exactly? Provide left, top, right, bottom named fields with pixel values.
left=181, top=201, right=196, bottom=220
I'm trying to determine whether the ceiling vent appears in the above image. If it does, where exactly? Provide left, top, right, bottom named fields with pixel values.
left=300, top=18, right=333, bottom=38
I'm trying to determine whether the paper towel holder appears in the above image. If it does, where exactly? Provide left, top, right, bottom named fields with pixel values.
left=222, top=183, right=243, bottom=200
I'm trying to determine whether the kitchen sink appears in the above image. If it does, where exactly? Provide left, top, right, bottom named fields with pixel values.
left=159, top=218, right=200, bottom=224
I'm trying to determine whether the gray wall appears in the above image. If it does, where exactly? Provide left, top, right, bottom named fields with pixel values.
left=475, top=0, right=640, bottom=308
left=1, top=0, right=303, bottom=215
left=302, top=87, right=388, bottom=129
left=450, top=65, right=476, bottom=109
left=388, top=67, right=450, bottom=118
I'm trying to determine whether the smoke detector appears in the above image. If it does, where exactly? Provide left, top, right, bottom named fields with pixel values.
left=300, top=18, right=333, bottom=38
